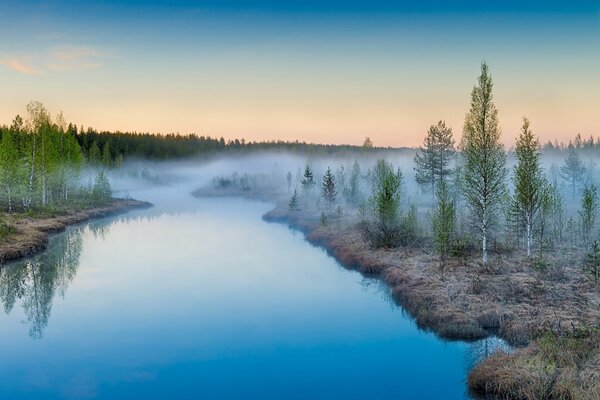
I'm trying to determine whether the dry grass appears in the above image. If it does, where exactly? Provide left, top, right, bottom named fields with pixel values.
left=469, top=329, right=600, bottom=399
left=0, top=199, right=151, bottom=263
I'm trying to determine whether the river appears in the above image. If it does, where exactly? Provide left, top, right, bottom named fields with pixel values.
left=0, top=178, right=504, bottom=399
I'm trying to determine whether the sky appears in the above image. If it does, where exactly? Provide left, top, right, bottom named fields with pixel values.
left=0, top=1, right=599, bottom=147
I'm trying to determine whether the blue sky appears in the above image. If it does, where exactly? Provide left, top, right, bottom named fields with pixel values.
left=0, top=0, right=599, bottom=146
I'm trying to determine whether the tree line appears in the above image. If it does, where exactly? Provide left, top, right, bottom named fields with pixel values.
left=0, top=101, right=112, bottom=213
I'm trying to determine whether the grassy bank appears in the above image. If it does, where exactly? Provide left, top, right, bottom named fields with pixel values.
left=258, top=201, right=600, bottom=398
left=0, top=198, right=152, bottom=263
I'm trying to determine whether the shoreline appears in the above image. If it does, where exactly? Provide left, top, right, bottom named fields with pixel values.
left=246, top=198, right=599, bottom=399
left=0, top=198, right=152, bottom=264
left=260, top=205, right=600, bottom=398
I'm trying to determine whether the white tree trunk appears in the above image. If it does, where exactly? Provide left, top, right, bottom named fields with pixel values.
left=482, top=219, right=488, bottom=264
left=526, top=214, right=532, bottom=257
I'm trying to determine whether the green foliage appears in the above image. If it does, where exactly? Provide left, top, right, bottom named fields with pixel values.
left=579, top=185, right=598, bottom=246
left=301, top=165, right=315, bottom=192
left=0, top=219, right=15, bottom=241
left=462, top=62, right=507, bottom=263
left=88, top=141, right=101, bottom=165
left=513, top=117, right=543, bottom=257
left=364, top=159, right=403, bottom=248
left=433, top=181, right=456, bottom=260
left=414, top=120, right=455, bottom=196
left=92, top=170, right=112, bottom=202
left=531, top=257, right=549, bottom=274
left=585, top=240, right=600, bottom=285
left=288, top=188, right=299, bottom=211
left=0, top=101, right=86, bottom=212
left=321, top=167, right=337, bottom=207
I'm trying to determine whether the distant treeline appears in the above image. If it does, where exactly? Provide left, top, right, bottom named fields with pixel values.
left=73, top=128, right=385, bottom=163
left=540, top=133, right=600, bottom=153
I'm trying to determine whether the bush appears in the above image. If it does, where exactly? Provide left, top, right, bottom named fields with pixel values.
left=0, top=219, right=15, bottom=241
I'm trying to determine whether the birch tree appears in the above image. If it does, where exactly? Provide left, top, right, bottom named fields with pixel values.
left=462, top=62, right=507, bottom=263
left=513, top=117, right=543, bottom=257
left=0, top=130, right=21, bottom=212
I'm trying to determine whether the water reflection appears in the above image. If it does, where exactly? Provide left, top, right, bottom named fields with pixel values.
left=0, top=227, right=83, bottom=339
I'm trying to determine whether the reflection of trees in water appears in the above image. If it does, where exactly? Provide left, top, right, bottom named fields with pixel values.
left=0, top=227, right=84, bottom=339
left=0, top=214, right=149, bottom=339
left=360, top=277, right=396, bottom=308
left=464, top=336, right=512, bottom=371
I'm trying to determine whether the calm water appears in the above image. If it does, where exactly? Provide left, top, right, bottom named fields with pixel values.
left=0, top=181, right=502, bottom=399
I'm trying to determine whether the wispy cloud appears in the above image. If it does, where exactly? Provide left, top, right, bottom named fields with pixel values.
left=0, top=57, right=41, bottom=75
left=0, top=45, right=109, bottom=75
left=48, top=45, right=107, bottom=71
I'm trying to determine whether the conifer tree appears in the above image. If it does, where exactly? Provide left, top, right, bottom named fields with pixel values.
left=322, top=167, right=337, bottom=207
left=513, top=117, right=543, bottom=257
left=288, top=188, right=299, bottom=210
left=462, top=62, right=507, bottom=263
left=561, top=145, right=585, bottom=199
left=301, top=165, right=315, bottom=196
left=414, top=120, right=455, bottom=198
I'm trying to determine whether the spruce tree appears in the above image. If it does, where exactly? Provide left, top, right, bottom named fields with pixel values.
left=414, top=120, right=455, bottom=198
left=322, top=167, right=337, bottom=207
left=462, top=62, right=507, bottom=263
left=288, top=188, right=299, bottom=210
left=561, top=145, right=585, bottom=199
left=301, top=165, right=315, bottom=192
left=513, top=117, right=543, bottom=257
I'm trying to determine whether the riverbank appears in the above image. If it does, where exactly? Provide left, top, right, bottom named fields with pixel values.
left=192, top=187, right=600, bottom=398
left=0, top=198, right=152, bottom=264
left=260, top=202, right=600, bottom=399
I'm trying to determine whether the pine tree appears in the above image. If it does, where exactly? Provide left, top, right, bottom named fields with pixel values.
left=322, top=167, right=337, bottom=207
left=462, top=62, right=507, bottom=263
left=300, top=164, right=316, bottom=202
left=513, top=117, right=543, bottom=257
left=561, top=145, right=585, bottom=199
left=414, top=120, right=455, bottom=198
left=579, top=184, right=598, bottom=247
left=585, top=240, right=600, bottom=285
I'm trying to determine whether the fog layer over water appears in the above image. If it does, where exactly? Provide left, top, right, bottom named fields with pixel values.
left=0, top=157, right=505, bottom=399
